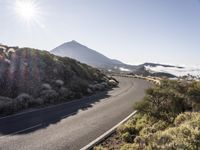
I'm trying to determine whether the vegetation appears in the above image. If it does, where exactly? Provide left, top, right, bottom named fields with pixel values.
left=97, top=79, right=200, bottom=150
left=0, top=45, right=118, bottom=115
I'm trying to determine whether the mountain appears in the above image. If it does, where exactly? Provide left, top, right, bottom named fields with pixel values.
left=51, top=40, right=136, bottom=71
left=51, top=41, right=200, bottom=77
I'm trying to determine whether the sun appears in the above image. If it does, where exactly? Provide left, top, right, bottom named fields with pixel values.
left=15, top=0, right=39, bottom=22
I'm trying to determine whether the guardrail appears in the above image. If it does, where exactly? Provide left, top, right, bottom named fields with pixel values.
left=80, top=111, right=137, bottom=150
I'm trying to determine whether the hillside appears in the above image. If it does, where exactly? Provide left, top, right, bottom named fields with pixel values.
left=0, top=44, right=118, bottom=115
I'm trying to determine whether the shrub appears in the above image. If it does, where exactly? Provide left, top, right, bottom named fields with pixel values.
left=130, top=112, right=200, bottom=150
left=117, top=120, right=137, bottom=135
left=14, top=93, right=32, bottom=110
left=174, top=112, right=193, bottom=126
left=0, top=101, right=14, bottom=115
left=29, top=98, right=44, bottom=107
left=94, top=146, right=108, bottom=150
left=41, top=83, right=52, bottom=91
left=122, top=132, right=132, bottom=143
left=40, top=90, right=58, bottom=104
left=120, top=143, right=139, bottom=150
left=134, top=80, right=190, bottom=122
left=54, top=80, right=64, bottom=88
left=58, top=87, right=70, bottom=101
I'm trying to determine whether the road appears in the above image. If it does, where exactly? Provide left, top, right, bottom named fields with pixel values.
left=0, top=77, right=150, bottom=150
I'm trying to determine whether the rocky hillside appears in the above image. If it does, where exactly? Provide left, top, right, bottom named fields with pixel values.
left=0, top=44, right=118, bottom=115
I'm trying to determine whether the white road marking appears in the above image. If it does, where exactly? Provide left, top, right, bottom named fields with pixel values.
left=0, top=123, right=42, bottom=139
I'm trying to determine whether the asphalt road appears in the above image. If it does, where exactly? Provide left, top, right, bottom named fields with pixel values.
left=0, top=77, right=150, bottom=150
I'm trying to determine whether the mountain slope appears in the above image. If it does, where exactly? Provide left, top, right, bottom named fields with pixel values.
left=51, top=40, right=135, bottom=71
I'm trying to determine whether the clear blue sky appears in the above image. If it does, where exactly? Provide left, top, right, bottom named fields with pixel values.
left=0, top=0, right=200, bottom=66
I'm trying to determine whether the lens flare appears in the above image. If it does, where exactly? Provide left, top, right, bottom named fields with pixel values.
left=14, top=0, right=44, bottom=27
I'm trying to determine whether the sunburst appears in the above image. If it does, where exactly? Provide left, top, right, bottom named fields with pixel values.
left=14, top=0, right=44, bottom=27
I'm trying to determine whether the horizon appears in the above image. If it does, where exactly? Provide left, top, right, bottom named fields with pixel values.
left=0, top=0, right=200, bottom=66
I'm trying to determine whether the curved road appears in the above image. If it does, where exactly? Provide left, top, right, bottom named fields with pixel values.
left=0, top=77, right=150, bottom=150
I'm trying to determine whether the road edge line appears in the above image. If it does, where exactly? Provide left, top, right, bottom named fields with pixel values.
left=80, top=110, right=137, bottom=150
left=0, top=123, right=42, bottom=139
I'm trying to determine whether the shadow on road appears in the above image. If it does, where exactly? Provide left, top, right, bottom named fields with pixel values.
left=0, top=89, right=114, bottom=136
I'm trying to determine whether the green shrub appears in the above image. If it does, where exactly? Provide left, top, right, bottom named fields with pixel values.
left=0, top=101, right=14, bottom=115
left=130, top=112, right=200, bottom=150
left=120, top=143, right=139, bottom=150
left=134, top=80, right=194, bottom=122
left=117, top=120, right=137, bottom=135
left=58, top=87, right=70, bottom=101
left=29, top=98, right=44, bottom=107
left=41, top=83, right=52, bottom=91
left=15, top=93, right=32, bottom=109
left=122, top=132, right=132, bottom=143
left=40, top=90, right=59, bottom=104
left=174, top=112, right=193, bottom=126
left=93, top=146, right=108, bottom=150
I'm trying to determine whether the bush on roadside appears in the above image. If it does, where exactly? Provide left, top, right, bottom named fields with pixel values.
left=14, top=93, right=32, bottom=109
left=40, top=89, right=59, bottom=104
left=134, top=80, right=195, bottom=122
left=0, top=100, right=14, bottom=115
left=120, top=143, right=139, bottom=150
left=58, top=87, right=70, bottom=101
left=29, top=98, right=44, bottom=107
left=117, top=112, right=200, bottom=150
left=94, top=146, right=108, bottom=150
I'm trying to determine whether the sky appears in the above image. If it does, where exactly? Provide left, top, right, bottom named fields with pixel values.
left=0, top=0, right=200, bottom=66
